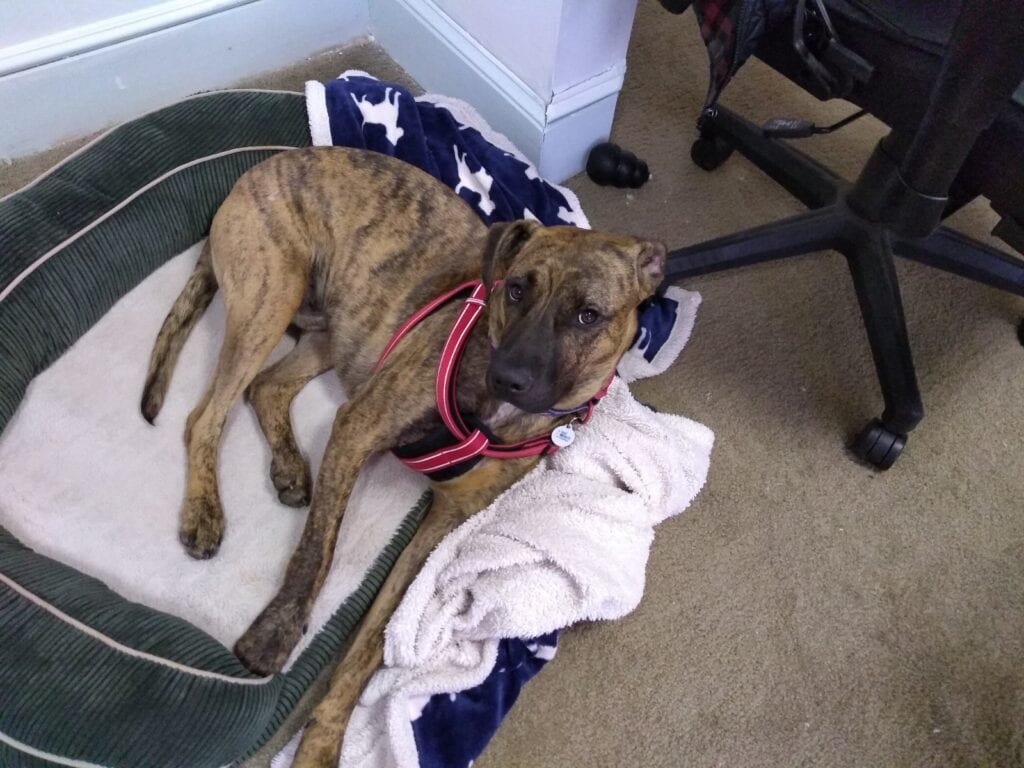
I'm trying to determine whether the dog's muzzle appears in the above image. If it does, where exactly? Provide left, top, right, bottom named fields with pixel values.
left=486, top=352, right=557, bottom=412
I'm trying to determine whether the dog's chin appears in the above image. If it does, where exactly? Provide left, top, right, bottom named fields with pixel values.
left=488, top=385, right=556, bottom=414
left=511, top=398, right=555, bottom=415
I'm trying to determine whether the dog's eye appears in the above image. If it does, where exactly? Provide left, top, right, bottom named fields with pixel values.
left=507, top=283, right=525, bottom=303
left=577, top=308, right=600, bottom=326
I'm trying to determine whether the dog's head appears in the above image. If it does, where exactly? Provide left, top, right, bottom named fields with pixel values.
left=482, top=220, right=666, bottom=413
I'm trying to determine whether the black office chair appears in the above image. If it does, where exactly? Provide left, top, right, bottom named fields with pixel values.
left=660, top=0, right=1024, bottom=468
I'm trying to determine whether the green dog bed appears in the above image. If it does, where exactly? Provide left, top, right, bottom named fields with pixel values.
left=0, top=90, right=426, bottom=768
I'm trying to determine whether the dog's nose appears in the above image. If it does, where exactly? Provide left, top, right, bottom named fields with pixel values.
left=489, top=364, right=534, bottom=396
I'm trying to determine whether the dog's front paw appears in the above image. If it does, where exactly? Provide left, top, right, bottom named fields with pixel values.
left=179, top=495, right=224, bottom=559
left=271, top=454, right=311, bottom=508
left=234, top=602, right=306, bottom=674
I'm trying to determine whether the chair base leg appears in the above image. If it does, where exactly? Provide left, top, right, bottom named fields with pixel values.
left=844, top=229, right=924, bottom=469
left=696, top=106, right=844, bottom=209
left=673, top=104, right=1024, bottom=469
left=895, top=226, right=1024, bottom=297
left=666, top=198, right=926, bottom=469
left=665, top=207, right=840, bottom=280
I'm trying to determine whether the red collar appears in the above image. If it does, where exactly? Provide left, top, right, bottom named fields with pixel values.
left=375, top=280, right=609, bottom=476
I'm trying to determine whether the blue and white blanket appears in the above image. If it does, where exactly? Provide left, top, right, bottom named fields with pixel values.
left=306, top=73, right=695, bottom=390
left=274, top=74, right=710, bottom=768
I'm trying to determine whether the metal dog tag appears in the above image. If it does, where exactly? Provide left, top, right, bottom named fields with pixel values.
left=551, top=424, right=575, bottom=448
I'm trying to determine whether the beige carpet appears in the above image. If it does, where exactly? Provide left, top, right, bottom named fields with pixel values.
left=478, top=5, right=1024, bottom=768
left=5, top=5, right=1024, bottom=767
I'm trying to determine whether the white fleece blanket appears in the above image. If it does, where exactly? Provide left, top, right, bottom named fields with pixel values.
left=274, top=381, right=714, bottom=768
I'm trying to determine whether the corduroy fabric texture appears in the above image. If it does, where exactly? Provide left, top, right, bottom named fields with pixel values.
left=0, top=89, right=430, bottom=768
left=0, top=90, right=311, bottom=433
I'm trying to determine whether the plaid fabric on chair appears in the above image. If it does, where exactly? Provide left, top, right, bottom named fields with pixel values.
left=695, top=0, right=744, bottom=105
left=692, top=0, right=794, bottom=107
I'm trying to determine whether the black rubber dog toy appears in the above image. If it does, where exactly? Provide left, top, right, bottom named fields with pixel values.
left=586, top=142, right=650, bottom=189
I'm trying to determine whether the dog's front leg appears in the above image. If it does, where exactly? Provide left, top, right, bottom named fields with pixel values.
left=292, top=457, right=535, bottom=768
left=234, top=375, right=421, bottom=675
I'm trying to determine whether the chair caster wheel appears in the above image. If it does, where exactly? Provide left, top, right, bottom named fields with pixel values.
left=690, top=134, right=734, bottom=171
left=852, top=418, right=906, bottom=470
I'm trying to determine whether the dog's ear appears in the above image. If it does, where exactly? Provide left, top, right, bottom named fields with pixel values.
left=633, top=240, right=667, bottom=298
left=482, top=220, right=540, bottom=286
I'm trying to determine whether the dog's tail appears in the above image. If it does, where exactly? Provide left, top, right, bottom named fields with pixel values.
left=140, top=243, right=218, bottom=423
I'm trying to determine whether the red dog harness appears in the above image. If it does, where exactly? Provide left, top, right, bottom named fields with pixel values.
left=375, top=280, right=609, bottom=477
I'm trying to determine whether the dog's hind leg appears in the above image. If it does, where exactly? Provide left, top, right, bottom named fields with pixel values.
left=246, top=330, right=332, bottom=508
left=291, top=457, right=537, bottom=768
left=180, top=256, right=308, bottom=559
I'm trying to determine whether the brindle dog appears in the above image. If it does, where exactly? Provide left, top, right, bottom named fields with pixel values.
left=141, top=146, right=665, bottom=766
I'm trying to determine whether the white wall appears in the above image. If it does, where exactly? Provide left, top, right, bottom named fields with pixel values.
left=0, top=0, right=368, bottom=159
left=371, top=0, right=639, bottom=181
left=551, top=0, right=637, bottom=93
left=0, top=0, right=161, bottom=48
left=0, top=0, right=263, bottom=76
left=433, top=0, right=637, bottom=102
left=1, top=0, right=640, bottom=179
left=432, top=0, right=562, bottom=97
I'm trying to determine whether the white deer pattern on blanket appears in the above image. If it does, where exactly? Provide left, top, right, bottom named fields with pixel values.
left=351, top=87, right=405, bottom=146
left=453, top=146, right=496, bottom=216
left=557, top=204, right=587, bottom=227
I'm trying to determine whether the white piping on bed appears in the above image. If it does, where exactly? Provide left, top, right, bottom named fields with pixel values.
left=0, top=88, right=304, bottom=206
left=0, top=572, right=274, bottom=686
left=0, top=729, right=113, bottom=768
left=0, top=727, right=234, bottom=768
left=0, top=145, right=298, bottom=304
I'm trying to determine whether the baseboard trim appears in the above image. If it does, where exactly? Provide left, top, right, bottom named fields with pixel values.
left=0, top=0, right=259, bottom=78
left=541, top=90, right=623, bottom=186
left=0, top=0, right=368, bottom=160
left=369, top=0, right=626, bottom=182
left=548, top=63, right=626, bottom=123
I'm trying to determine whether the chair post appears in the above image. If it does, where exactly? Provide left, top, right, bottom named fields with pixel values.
left=847, top=1, right=1024, bottom=238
